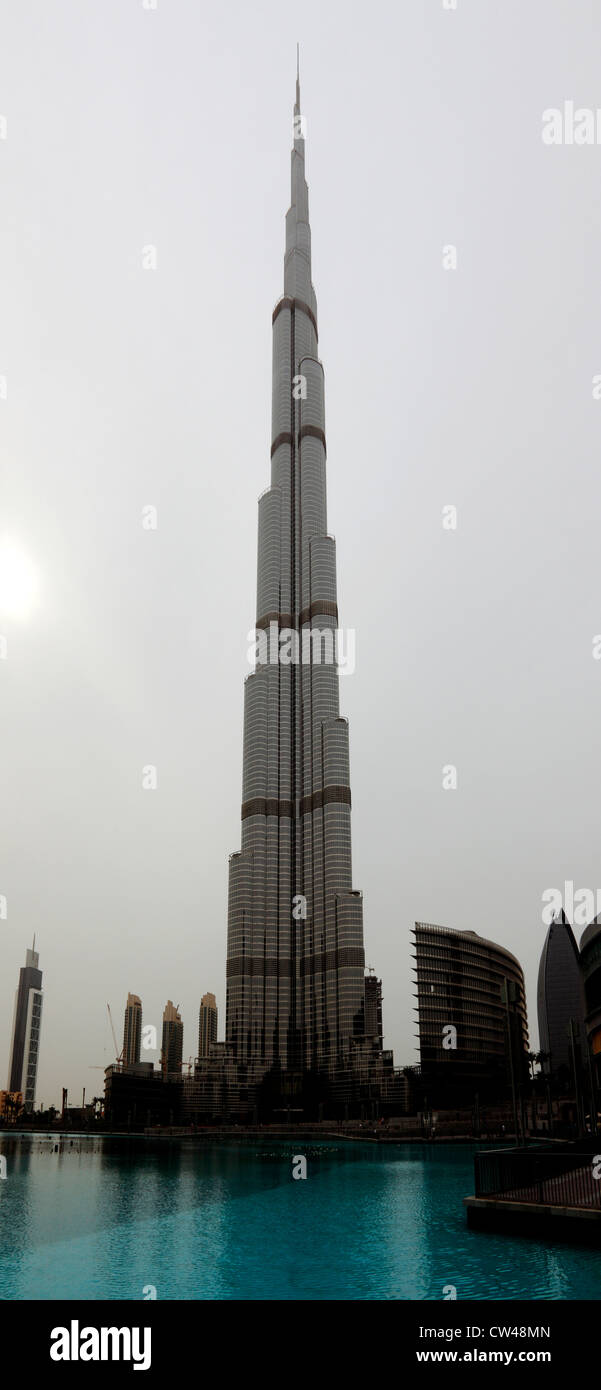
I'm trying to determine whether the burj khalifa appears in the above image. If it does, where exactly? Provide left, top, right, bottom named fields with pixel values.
left=225, top=60, right=375, bottom=1091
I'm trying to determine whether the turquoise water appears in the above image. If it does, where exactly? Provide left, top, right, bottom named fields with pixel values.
left=1, top=1135, right=600, bottom=1300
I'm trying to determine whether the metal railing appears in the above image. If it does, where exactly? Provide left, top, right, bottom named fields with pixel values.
left=474, top=1146, right=601, bottom=1209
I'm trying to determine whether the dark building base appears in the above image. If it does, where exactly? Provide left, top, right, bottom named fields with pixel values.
left=180, top=1059, right=409, bottom=1124
left=104, top=1069, right=182, bottom=1129
left=105, top=1058, right=412, bottom=1128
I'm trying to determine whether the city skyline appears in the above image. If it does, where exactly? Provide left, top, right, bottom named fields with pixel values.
left=1, top=3, right=600, bottom=1108
left=12, top=904, right=600, bottom=1111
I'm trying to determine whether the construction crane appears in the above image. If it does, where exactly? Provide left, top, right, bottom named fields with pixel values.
left=107, top=1003, right=124, bottom=1064
left=87, top=1005, right=122, bottom=1079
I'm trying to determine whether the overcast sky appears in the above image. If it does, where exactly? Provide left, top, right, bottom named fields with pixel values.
left=1, top=0, right=600, bottom=1108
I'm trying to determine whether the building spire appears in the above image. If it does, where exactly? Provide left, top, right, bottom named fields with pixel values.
left=295, top=42, right=300, bottom=116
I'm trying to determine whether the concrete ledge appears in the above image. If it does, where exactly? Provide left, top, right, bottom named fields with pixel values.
left=465, top=1195, right=601, bottom=1245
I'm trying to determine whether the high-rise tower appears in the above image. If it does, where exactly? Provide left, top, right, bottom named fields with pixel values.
left=580, top=913, right=601, bottom=1087
left=198, top=992, right=217, bottom=1059
left=7, top=940, right=43, bottom=1111
left=537, top=910, right=585, bottom=1074
left=226, top=62, right=367, bottom=1083
left=122, top=993, right=142, bottom=1067
left=161, top=1000, right=183, bottom=1076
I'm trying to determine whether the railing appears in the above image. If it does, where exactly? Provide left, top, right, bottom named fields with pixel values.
left=474, top=1147, right=601, bottom=1209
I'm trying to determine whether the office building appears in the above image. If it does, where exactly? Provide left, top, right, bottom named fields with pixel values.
left=104, top=1065, right=181, bottom=1130
left=537, top=910, right=585, bottom=1074
left=412, top=922, right=529, bottom=1106
left=579, top=914, right=601, bottom=1085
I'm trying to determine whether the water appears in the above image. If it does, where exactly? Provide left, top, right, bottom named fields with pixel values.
left=1, top=1135, right=600, bottom=1300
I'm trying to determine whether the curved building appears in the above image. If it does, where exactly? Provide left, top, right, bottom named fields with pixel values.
left=537, top=911, right=584, bottom=1074
left=412, top=922, right=529, bottom=1106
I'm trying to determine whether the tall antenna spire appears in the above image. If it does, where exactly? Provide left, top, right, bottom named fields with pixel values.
left=295, top=42, right=300, bottom=114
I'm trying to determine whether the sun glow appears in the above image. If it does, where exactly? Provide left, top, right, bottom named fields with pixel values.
left=0, top=538, right=39, bottom=619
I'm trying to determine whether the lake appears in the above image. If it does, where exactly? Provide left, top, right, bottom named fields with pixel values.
left=1, top=1135, right=600, bottom=1300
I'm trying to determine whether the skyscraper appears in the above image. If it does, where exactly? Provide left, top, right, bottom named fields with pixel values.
left=364, top=973, right=383, bottom=1047
left=161, top=1000, right=183, bottom=1076
left=226, top=61, right=370, bottom=1088
left=198, top=993, right=217, bottom=1059
left=578, top=913, right=601, bottom=1086
left=7, top=940, right=43, bottom=1112
left=537, top=910, right=585, bottom=1074
left=122, top=993, right=142, bottom=1067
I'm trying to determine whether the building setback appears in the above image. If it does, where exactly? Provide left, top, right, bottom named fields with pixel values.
left=412, top=923, right=529, bottom=1106
left=225, top=61, right=371, bottom=1087
left=122, top=993, right=142, bottom=1067
left=537, top=911, right=585, bottom=1075
left=198, top=993, right=217, bottom=1059
left=7, top=941, right=43, bottom=1112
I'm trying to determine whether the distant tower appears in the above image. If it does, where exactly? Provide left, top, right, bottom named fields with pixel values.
left=198, top=993, right=218, bottom=1059
left=537, top=910, right=585, bottom=1074
left=122, top=993, right=142, bottom=1067
left=161, top=1001, right=183, bottom=1076
left=7, top=940, right=43, bottom=1112
left=364, top=974, right=383, bottom=1047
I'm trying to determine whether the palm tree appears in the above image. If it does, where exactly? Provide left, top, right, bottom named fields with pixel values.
left=535, top=1053, right=552, bottom=1134
left=526, top=1051, right=538, bottom=1082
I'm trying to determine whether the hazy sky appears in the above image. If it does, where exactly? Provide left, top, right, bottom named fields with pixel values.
left=1, top=0, right=600, bottom=1108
